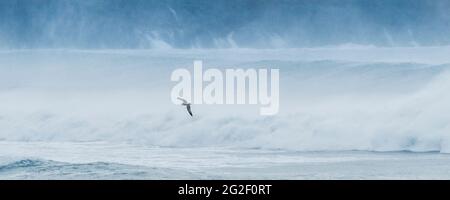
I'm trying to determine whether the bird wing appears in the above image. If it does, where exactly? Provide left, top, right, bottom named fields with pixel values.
left=177, top=97, right=188, bottom=104
left=186, top=104, right=193, bottom=116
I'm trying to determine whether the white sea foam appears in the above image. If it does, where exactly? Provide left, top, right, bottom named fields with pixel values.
left=1, top=48, right=450, bottom=152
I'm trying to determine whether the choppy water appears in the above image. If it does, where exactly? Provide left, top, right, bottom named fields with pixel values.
left=1, top=141, right=450, bottom=179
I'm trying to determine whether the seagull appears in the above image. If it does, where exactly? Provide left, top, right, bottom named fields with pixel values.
left=177, top=97, right=193, bottom=117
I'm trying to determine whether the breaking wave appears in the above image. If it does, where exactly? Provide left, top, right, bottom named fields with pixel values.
left=1, top=49, right=450, bottom=153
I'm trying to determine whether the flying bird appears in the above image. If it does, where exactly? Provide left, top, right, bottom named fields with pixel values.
left=177, top=97, right=193, bottom=117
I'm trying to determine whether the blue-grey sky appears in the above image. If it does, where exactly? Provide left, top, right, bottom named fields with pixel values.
left=0, top=0, right=449, bottom=48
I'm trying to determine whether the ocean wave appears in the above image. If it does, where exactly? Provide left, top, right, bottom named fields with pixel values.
left=0, top=158, right=200, bottom=179
left=0, top=159, right=46, bottom=171
left=0, top=50, right=450, bottom=153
